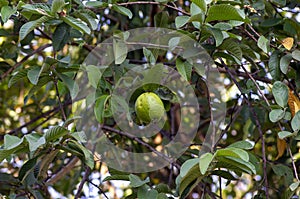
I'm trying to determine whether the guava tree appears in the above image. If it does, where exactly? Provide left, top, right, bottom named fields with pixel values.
left=0, top=0, right=300, bottom=198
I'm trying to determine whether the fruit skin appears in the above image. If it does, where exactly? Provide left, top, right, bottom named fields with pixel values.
left=135, top=92, right=165, bottom=124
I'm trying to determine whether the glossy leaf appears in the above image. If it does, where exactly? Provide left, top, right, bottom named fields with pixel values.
left=280, top=54, right=292, bottom=74
left=257, top=35, right=269, bottom=54
left=62, top=16, right=91, bottom=35
left=199, top=153, right=213, bottom=175
left=112, top=5, right=133, bottom=19
left=272, top=81, right=289, bottom=108
left=206, top=4, right=244, bottom=22
left=20, top=16, right=51, bottom=40
left=291, top=111, right=300, bottom=132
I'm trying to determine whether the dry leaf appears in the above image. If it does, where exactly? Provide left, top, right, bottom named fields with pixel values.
left=276, top=89, right=300, bottom=159
left=281, top=37, right=294, bottom=51
left=276, top=137, right=286, bottom=160
left=288, top=90, right=300, bottom=116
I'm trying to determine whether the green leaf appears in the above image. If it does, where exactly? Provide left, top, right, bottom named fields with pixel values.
left=94, top=95, right=110, bottom=123
left=291, top=111, right=300, bottom=132
left=292, top=50, right=300, bottom=61
left=211, top=170, right=237, bottom=181
left=269, top=109, right=285, bottom=122
left=68, top=140, right=94, bottom=169
left=180, top=158, right=199, bottom=177
left=57, top=73, right=79, bottom=99
left=4, top=135, right=22, bottom=149
left=219, top=39, right=242, bottom=60
left=260, top=18, right=282, bottom=27
left=51, top=0, right=65, bottom=14
left=85, top=1, right=107, bottom=8
left=71, top=131, right=87, bottom=143
left=270, top=0, right=286, bottom=6
left=257, top=35, right=269, bottom=54
left=129, top=174, right=150, bottom=188
left=209, top=27, right=224, bottom=47
left=143, top=47, right=156, bottom=65
left=280, top=54, right=292, bottom=74
left=20, top=16, right=51, bottom=40
left=53, top=22, right=71, bottom=51
left=156, top=193, right=168, bottom=199
left=25, top=134, right=45, bottom=152
left=1, top=6, right=16, bottom=23
left=25, top=75, right=52, bottom=103
left=177, top=162, right=202, bottom=198
left=216, top=147, right=249, bottom=162
left=192, top=0, right=207, bottom=12
left=75, top=12, right=98, bottom=30
left=44, top=126, right=69, bottom=142
left=175, top=16, right=190, bottom=28
left=62, top=16, right=91, bottom=35
left=216, top=156, right=256, bottom=174
left=272, top=81, right=289, bottom=108
left=269, top=51, right=281, bottom=80
left=86, top=65, right=102, bottom=88
left=103, top=174, right=129, bottom=181
left=18, top=157, right=37, bottom=181
left=289, top=181, right=300, bottom=191
left=154, top=11, right=169, bottom=28
left=112, top=5, right=132, bottom=19
left=0, top=135, right=27, bottom=162
left=278, top=131, right=293, bottom=139
left=21, top=3, right=51, bottom=15
left=8, top=68, right=31, bottom=87
left=137, top=185, right=158, bottom=199
left=199, top=153, right=213, bottom=175
left=176, top=59, right=189, bottom=81
left=206, top=4, right=244, bottom=22
left=228, top=141, right=254, bottom=150
left=113, top=39, right=128, bottom=64
left=27, top=66, right=42, bottom=85
left=168, top=37, right=180, bottom=51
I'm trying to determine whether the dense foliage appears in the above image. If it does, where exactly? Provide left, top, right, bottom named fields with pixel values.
left=0, top=0, right=300, bottom=198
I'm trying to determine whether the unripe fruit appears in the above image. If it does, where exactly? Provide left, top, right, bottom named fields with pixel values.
left=135, top=92, right=165, bottom=124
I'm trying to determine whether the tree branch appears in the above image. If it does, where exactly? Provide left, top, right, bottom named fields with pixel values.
left=0, top=44, right=51, bottom=81
left=117, top=1, right=190, bottom=16
left=219, top=58, right=269, bottom=199
left=101, top=125, right=180, bottom=169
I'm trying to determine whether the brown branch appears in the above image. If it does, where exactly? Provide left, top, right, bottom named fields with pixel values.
left=101, top=125, right=180, bottom=169
left=117, top=1, right=190, bottom=16
left=240, top=64, right=271, bottom=107
left=75, top=166, right=91, bottom=199
left=47, top=157, right=80, bottom=185
left=54, top=78, right=67, bottom=121
left=1, top=44, right=51, bottom=81
left=288, top=144, right=299, bottom=181
left=219, top=58, right=269, bottom=199
left=6, top=99, right=72, bottom=135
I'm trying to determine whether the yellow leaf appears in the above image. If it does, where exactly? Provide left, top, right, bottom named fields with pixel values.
left=281, top=37, right=294, bottom=51
left=276, top=137, right=286, bottom=160
left=288, top=90, right=300, bottom=117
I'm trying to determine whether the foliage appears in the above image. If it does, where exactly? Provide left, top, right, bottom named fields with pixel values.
left=0, top=0, right=300, bottom=198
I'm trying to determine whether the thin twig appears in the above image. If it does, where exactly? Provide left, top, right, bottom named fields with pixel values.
left=1, top=44, right=51, bottom=81
left=101, top=125, right=180, bottom=169
left=47, top=157, right=80, bottom=185
left=240, top=64, right=271, bottom=108
left=87, top=180, right=110, bottom=199
left=287, top=144, right=299, bottom=181
left=54, top=79, right=67, bottom=121
left=220, top=58, right=269, bottom=199
left=75, top=167, right=91, bottom=199
left=117, top=1, right=190, bottom=16
left=214, top=97, right=243, bottom=150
